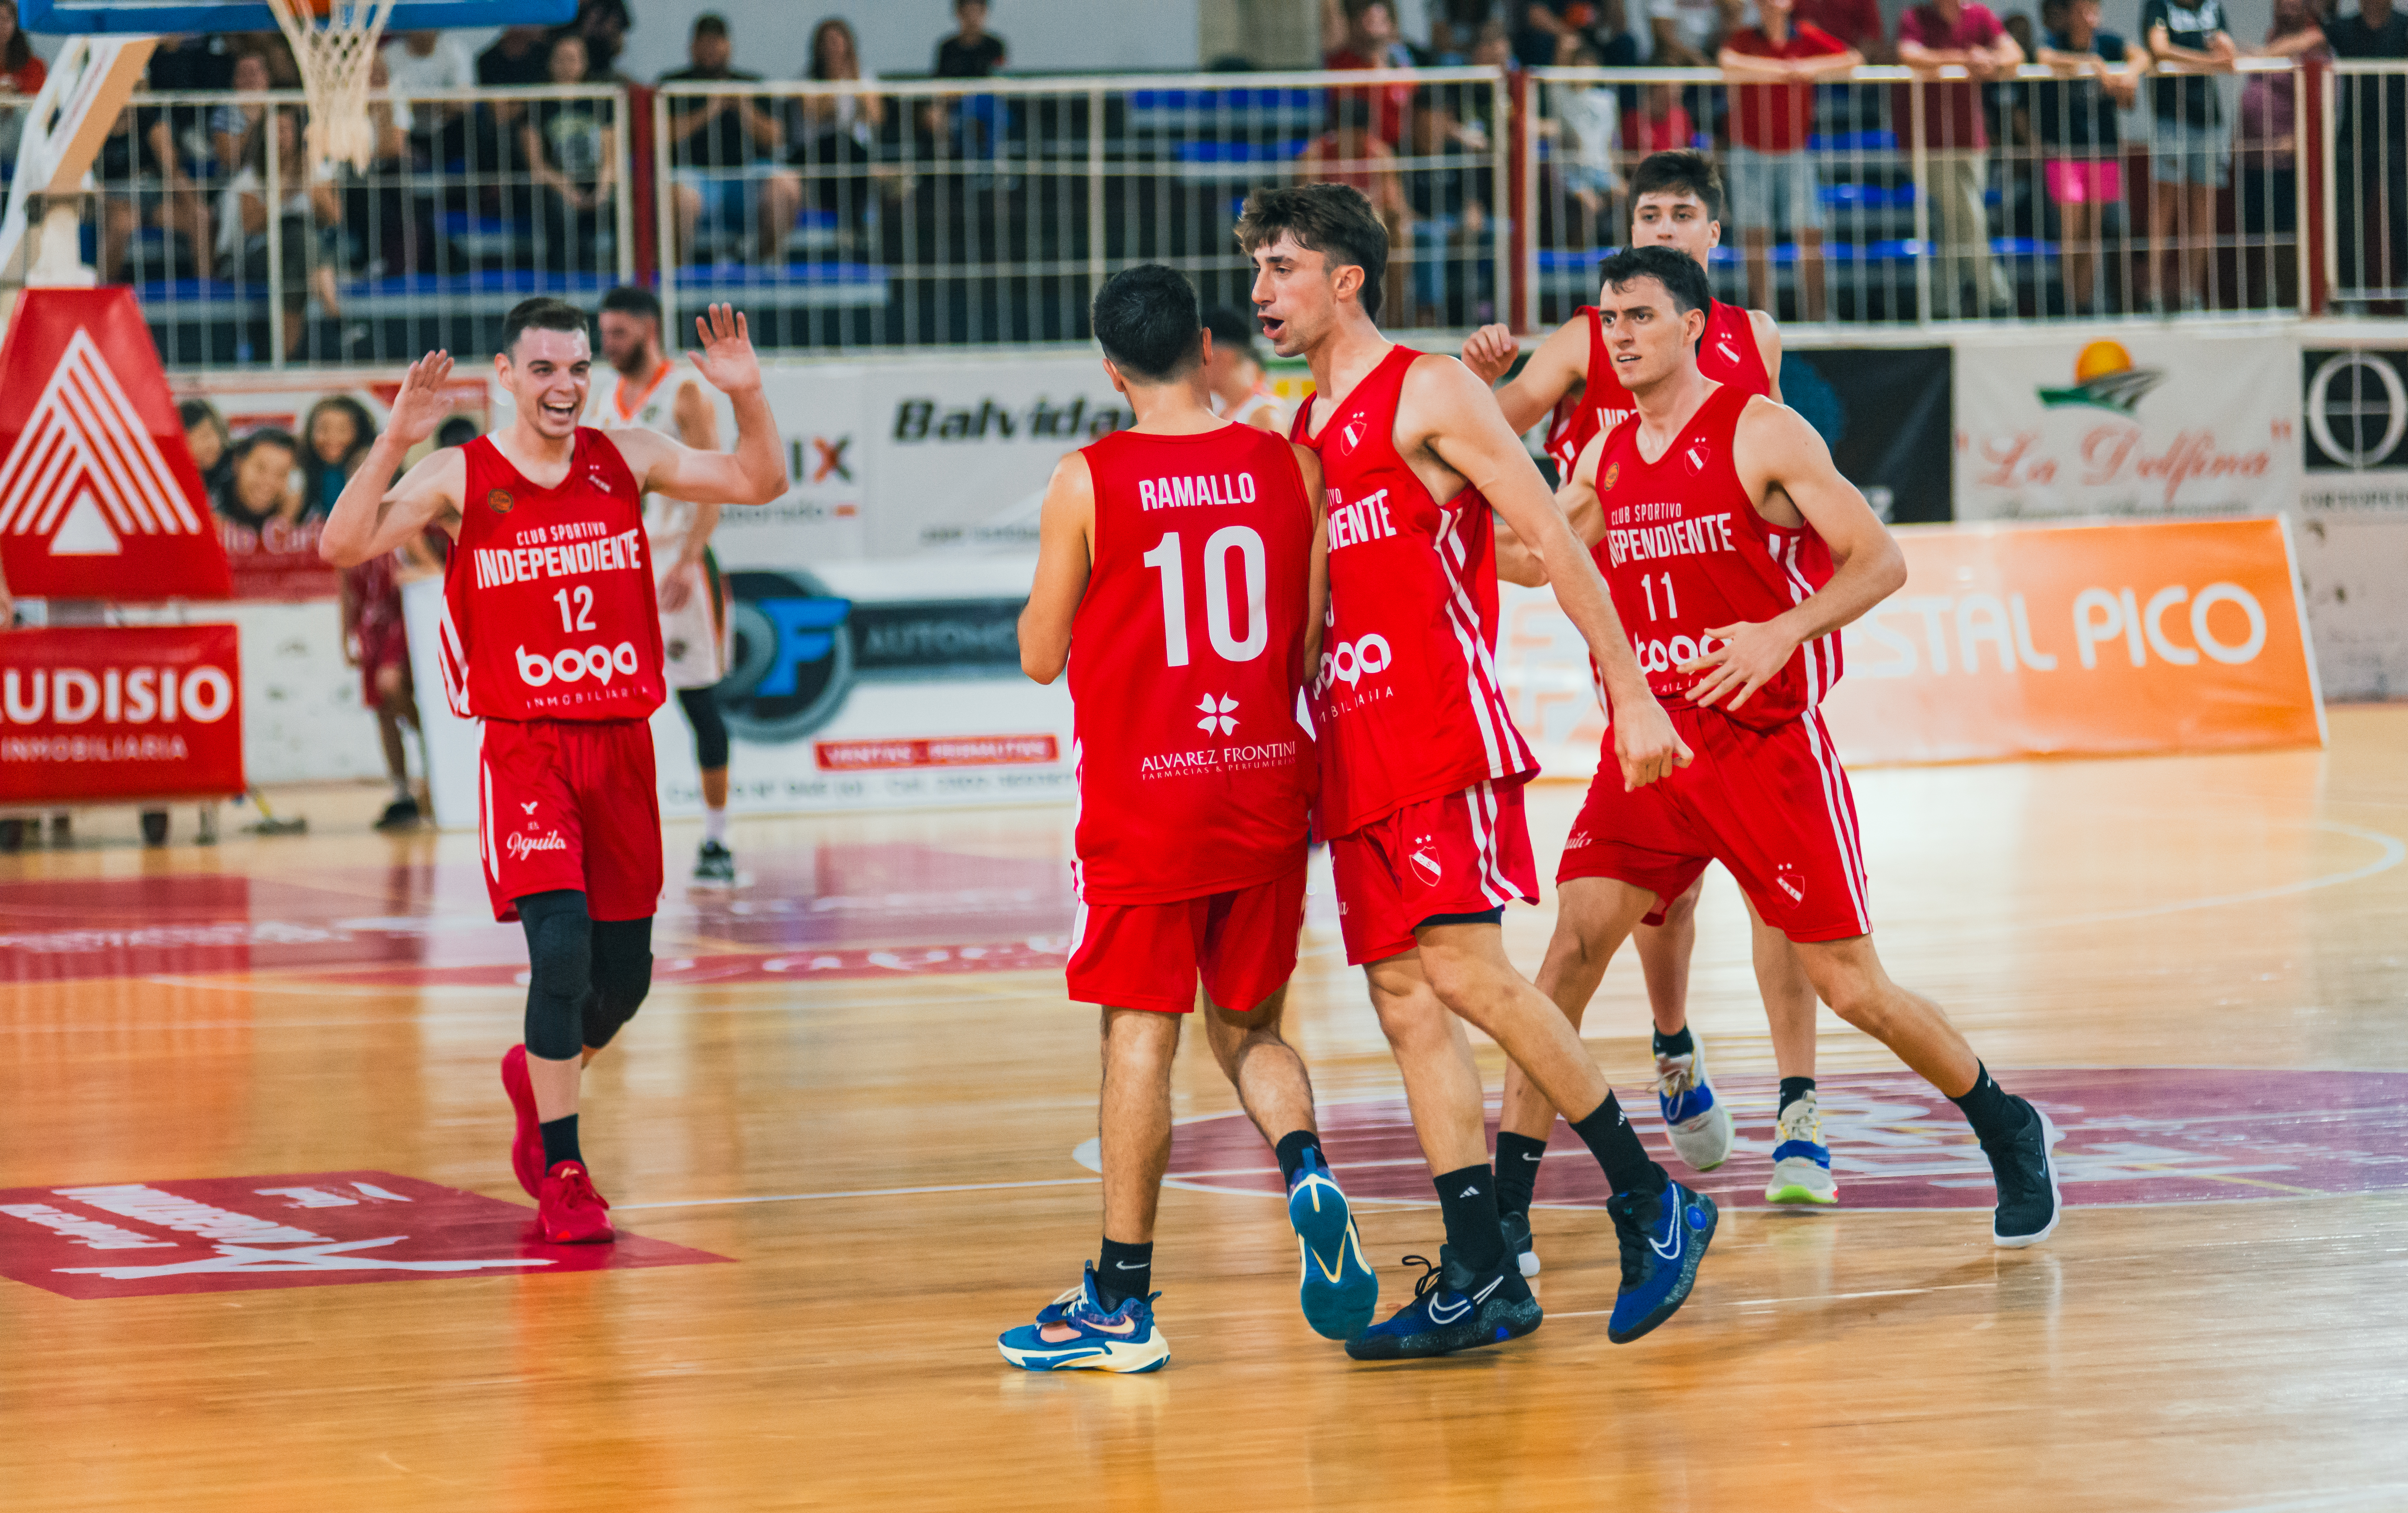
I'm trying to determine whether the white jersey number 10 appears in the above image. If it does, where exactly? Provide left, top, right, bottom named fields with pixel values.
left=1143, top=526, right=1269, bottom=668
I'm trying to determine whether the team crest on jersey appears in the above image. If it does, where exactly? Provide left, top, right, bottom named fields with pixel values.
left=487, top=489, right=514, bottom=513
left=1335, top=418, right=1366, bottom=457
left=1601, top=463, right=1619, bottom=492
left=1681, top=440, right=1710, bottom=476
left=1716, top=338, right=1742, bottom=366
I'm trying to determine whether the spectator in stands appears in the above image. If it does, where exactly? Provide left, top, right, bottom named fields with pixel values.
left=1798, top=0, right=1891, bottom=61
left=1649, top=0, right=1726, bottom=65
left=522, top=33, right=618, bottom=272
left=573, top=0, right=635, bottom=82
left=2326, top=0, right=2408, bottom=309
left=384, top=30, right=478, bottom=166
left=1622, top=78, right=1695, bottom=152
left=218, top=107, right=344, bottom=359
left=210, top=49, right=273, bottom=175
left=664, top=12, right=803, bottom=266
left=2035, top=0, right=2137, bottom=315
left=1554, top=41, right=1624, bottom=235
left=1403, top=85, right=1494, bottom=325
left=794, top=18, right=884, bottom=240
left=97, top=38, right=228, bottom=284
left=212, top=429, right=303, bottom=529
left=0, top=1, right=47, bottom=161
left=1300, top=95, right=1412, bottom=312
left=1722, top=0, right=1861, bottom=320
left=2237, top=0, right=2331, bottom=306
left=476, top=25, right=552, bottom=181
left=1514, top=0, right=1645, bottom=65
left=1201, top=306, right=1288, bottom=430
left=301, top=395, right=377, bottom=521
left=2141, top=0, right=2238, bottom=311
left=1897, top=0, right=2024, bottom=316
left=181, top=400, right=236, bottom=506
left=935, top=0, right=1009, bottom=76
left=1324, top=0, right=1418, bottom=143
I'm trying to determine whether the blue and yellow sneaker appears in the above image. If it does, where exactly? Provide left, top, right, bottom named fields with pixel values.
left=1343, top=1246, right=1542, bottom=1361
left=1288, top=1147, right=1378, bottom=1340
left=1605, top=1180, right=1717, bottom=1344
left=997, top=1263, right=1170, bottom=1373
left=1657, top=1037, right=1735, bottom=1172
left=1765, top=1088, right=1839, bottom=1206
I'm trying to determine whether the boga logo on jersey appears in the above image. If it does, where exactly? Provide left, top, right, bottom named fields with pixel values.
left=1315, top=634, right=1394, bottom=698
left=515, top=642, right=641, bottom=687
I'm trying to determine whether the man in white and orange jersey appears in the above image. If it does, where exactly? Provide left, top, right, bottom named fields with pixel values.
left=593, top=285, right=740, bottom=887
left=1519, top=245, right=2064, bottom=1250
left=998, top=263, right=1375, bottom=1374
left=1244, top=182, right=1715, bottom=1358
left=321, top=298, right=786, bottom=1243
left=1466, top=150, right=1838, bottom=1246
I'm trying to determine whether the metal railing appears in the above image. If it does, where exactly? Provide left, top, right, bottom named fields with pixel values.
left=23, top=60, right=2407, bottom=367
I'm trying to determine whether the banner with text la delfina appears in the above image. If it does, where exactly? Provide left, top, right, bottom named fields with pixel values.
left=0, top=624, right=245, bottom=801
left=0, top=289, right=230, bottom=599
left=1823, top=518, right=2321, bottom=764
left=1955, top=331, right=2300, bottom=521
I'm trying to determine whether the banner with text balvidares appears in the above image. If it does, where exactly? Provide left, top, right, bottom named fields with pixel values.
left=1955, top=331, right=2300, bottom=521
left=1822, top=518, right=2323, bottom=764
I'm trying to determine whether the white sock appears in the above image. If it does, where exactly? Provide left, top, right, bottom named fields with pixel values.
left=702, top=806, right=728, bottom=846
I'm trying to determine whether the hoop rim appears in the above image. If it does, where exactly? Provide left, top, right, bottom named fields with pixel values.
left=21, top=0, right=575, bottom=34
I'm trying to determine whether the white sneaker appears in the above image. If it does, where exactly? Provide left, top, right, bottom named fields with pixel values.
left=1765, top=1089, right=1839, bottom=1206
left=1654, top=1037, right=1734, bottom=1172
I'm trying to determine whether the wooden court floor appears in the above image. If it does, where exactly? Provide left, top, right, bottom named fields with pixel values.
left=3, top=707, right=2406, bottom=1512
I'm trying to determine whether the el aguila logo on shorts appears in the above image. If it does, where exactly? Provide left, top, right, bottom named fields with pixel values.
left=506, top=825, right=568, bottom=860
left=1408, top=837, right=1444, bottom=887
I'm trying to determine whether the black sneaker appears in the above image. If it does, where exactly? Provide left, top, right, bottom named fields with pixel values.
left=1343, top=1245, right=1542, bottom=1361
left=693, top=839, right=736, bottom=885
left=1982, top=1097, right=2063, bottom=1249
left=1500, top=1209, right=1539, bottom=1277
left=373, top=796, right=421, bottom=830
left=1606, top=1179, right=1716, bottom=1344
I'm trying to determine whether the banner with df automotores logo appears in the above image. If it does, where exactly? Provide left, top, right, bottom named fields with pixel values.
left=1494, top=518, right=2321, bottom=775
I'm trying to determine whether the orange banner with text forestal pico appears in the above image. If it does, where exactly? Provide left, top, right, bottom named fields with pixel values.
left=1823, top=517, right=2323, bottom=765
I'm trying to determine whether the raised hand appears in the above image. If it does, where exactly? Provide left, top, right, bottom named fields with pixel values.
left=1462, top=323, right=1520, bottom=385
left=690, top=303, right=762, bottom=396
left=387, top=350, right=456, bottom=450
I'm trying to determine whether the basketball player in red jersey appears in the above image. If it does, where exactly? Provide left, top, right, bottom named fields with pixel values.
left=321, top=299, right=787, bottom=1243
left=998, top=264, right=1374, bottom=1373
left=1470, top=151, right=1834, bottom=1249
left=1529, top=245, right=2064, bottom=1248
left=593, top=285, right=741, bottom=888
left=1244, top=183, right=1714, bottom=1356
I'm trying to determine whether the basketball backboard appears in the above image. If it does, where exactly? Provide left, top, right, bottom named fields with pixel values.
left=20, top=0, right=574, bottom=32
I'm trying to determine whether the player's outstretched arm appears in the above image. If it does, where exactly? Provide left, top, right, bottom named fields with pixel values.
left=1017, top=453, right=1096, bottom=685
left=320, top=351, right=466, bottom=566
left=1413, top=356, right=1690, bottom=789
left=1293, top=445, right=1331, bottom=676
left=1683, top=398, right=1907, bottom=712
left=1462, top=317, right=1586, bottom=436
left=616, top=305, right=788, bottom=508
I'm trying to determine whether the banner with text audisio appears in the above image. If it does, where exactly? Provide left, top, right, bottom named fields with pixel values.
left=1955, top=331, right=2300, bottom=521
left=1824, top=519, right=2322, bottom=764
left=0, top=625, right=245, bottom=802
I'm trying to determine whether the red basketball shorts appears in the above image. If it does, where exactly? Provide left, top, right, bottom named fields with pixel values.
left=1557, top=705, right=1870, bottom=942
left=478, top=717, right=663, bottom=923
left=1067, top=865, right=1308, bottom=1014
left=1329, top=778, right=1539, bottom=965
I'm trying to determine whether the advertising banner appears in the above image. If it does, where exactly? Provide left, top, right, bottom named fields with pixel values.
left=0, top=624, right=245, bottom=801
left=2299, top=344, right=2408, bottom=512
left=1955, top=331, right=2301, bottom=521
left=1824, top=518, right=2322, bottom=764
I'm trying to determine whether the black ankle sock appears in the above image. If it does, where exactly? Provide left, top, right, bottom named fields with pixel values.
left=1433, top=1163, right=1506, bottom=1274
left=1571, top=1093, right=1669, bottom=1196
left=1493, top=1131, right=1550, bottom=1217
left=1652, top=1025, right=1695, bottom=1060
left=538, top=1114, right=581, bottom=1171
left=1778, top=1076, right=1817, bottom=1116
left=1273, top=1129, right=1323, bottom=1190
left=1096, top=1237, right=1154, bottom=1311
left=1950, top=1062, right=2029, bottom=1144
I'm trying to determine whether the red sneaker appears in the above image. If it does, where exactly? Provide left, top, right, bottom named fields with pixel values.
left=538, top=1160, right=614, bottom=1245
left=500, top=1045, right=544, bottom=1198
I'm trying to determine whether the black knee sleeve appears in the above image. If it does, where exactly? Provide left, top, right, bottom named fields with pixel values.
left=583, top=915, right=654, bottom=1050
left=678, top=686, right=730, bottom=772
left=518, top=889, right=592, bottom=1060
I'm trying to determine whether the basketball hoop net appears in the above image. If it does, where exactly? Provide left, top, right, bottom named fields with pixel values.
left=263, top=0, right=403, bottom=173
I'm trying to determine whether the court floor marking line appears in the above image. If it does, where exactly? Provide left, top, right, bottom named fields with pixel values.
left=615, top=1176, right=1102, bottom=1211
left=1544, top=1279, right=2002, bottom=1317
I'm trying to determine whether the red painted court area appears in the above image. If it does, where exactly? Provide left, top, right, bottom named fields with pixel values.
left=1156, top=1069, right=2408, bottom=1210
left=0, top=1171, right=725, bottom=1300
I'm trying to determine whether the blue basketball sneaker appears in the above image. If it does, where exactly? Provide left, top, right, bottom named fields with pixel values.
left=1656, top=1037, right=1735, bottom=1172
left=1288, top=1147, right=1378, bottom=1340
left=997, top=1262, right=1170, bottom=1373
left=1606, top=1180, right=1718, bottom=1344
left=1343, top=1246, right=1542, bottom=1362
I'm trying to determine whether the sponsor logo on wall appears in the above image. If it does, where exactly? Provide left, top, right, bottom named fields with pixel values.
left=2300, top=347, right=2408, bottom=511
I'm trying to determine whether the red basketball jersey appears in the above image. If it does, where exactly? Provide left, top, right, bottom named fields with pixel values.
left=1292, top=346, right=1535, bottom=838
left=1069, top=423, right=1317, bottom=904
left=1589, top=383, right=1839, bottom=730
left=441, top=430, right=667, bottom=723
left=1544, top=299, right=1770, bottom=477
